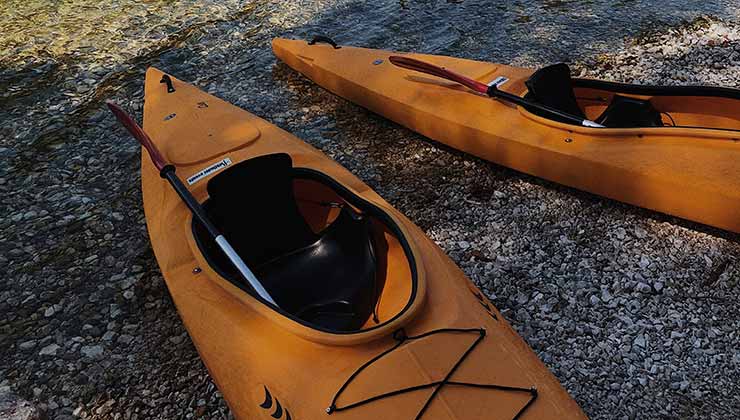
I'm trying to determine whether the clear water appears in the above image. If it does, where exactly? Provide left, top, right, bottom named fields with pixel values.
left=1, top=0, right=737, bottom=155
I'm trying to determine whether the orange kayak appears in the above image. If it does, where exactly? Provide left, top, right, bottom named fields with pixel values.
left=272, top=37, right=740, bottom=233
left=140, top=67, right=587, bottom=419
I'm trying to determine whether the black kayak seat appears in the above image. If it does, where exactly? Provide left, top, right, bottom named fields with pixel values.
left=594, top=94, right=664, bottom=128
left=525, top=63, right=586, bottom=123
left=525, top=63, right=663, bottom=128
left=192, top=153, right=378, bottom=332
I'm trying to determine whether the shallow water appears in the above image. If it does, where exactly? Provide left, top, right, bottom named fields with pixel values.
left=1, top=0, right=738, bottom=155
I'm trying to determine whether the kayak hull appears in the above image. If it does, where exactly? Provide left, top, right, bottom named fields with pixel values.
left=140, top=68, right=587, bottom=419
left=272, top=38, right=740, bottom=234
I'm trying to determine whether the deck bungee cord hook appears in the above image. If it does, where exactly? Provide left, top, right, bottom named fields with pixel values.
left=160, top=74, right=176, bottom=93
left=327, top=327, right=538, bottom=420
left=308, top=35, right=340, bottom=49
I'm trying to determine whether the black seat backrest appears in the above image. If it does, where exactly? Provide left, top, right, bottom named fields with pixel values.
left=193, top=153, right=378, bottom=332
left=525, top=63, right=586, bottom=122
left=206, top=153, right=318, bottom=268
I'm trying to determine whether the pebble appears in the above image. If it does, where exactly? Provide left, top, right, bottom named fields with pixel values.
left=19, top=341, right=37, bottom=351
left=635, top=282, right=652, bottom=294
left=80, top=345, right=104, bottom=360
left=38, top=344, right=60, bottom=356
left=633, top=334, right=646, bottom=348
left=117, top=334, right=134, bottom=345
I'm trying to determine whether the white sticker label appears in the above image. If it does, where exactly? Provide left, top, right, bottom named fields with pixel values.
left=488, top=76, right=509, bottom=87
left=186, top=158, right=232, bottom=185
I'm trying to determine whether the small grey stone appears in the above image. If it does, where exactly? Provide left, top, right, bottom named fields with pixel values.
left=39, top=344, right=59, bottom=356
left=19, top=340, right=37, bottom=351
left=601, top=289, right=613, bottom=302
left=515, top=292, right=529, bottom=305
left=80, top=345, right=104, bottom=359
left=634, top=334, right=646, bottom=348
left=635, top=282, right=652, bottom=293
left=117, top=334, right=134, bottom=345
left=615, top=227, right=626, bottom=239
left=638, top=255, right=650, bottom=269
left=109, top=304, right=122, bottom=318
left=673, top=344, right=682, bottom=356
left=679, top=380, right=690, bottom=391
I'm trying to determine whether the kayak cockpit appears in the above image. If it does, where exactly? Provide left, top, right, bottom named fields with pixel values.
left=192, top=153, right=418, bottom=333
left=524, top=63, right=740, bottom=130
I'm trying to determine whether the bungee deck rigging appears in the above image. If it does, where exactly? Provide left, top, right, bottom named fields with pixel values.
left=328, top=328, right=539, bottom=420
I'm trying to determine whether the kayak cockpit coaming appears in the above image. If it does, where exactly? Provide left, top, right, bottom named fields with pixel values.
left=189, top=153, right=420, bottom=335
left=572, top=79, right=740, bottom=132
left=572, top=77, right=740, bottom=101
left=520, top=63, right=740, bottom=132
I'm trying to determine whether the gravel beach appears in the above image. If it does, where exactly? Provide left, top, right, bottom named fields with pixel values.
left=1, top=2, right=738, bottom=419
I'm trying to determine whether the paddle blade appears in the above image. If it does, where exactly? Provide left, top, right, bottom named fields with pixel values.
left=106, top=101, right=168, bottom=172
left=388, top=56, right=489, bottom=94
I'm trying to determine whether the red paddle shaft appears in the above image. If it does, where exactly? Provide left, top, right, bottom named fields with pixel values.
left=106, top=102, right=168, bottom=171
left=388, top=56, right=604, bottom=128
left=388, top=56, right=489, bottom=94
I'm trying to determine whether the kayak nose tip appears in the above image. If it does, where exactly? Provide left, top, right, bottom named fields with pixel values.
left=271, top=37, right=299, bottom=54
left=273, top=37, right=320, bottom=69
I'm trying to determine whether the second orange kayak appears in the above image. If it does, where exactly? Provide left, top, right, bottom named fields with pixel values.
left=273, top=37, right=740, bottom=234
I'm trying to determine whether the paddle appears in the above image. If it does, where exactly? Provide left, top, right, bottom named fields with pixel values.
left=388, top=56, right=605, bottom=128
left=106, top=101, right=279, bottom=306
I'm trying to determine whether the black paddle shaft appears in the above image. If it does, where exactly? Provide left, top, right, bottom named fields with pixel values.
left=105, top=100, right=277, bottom=306
left=160, top=165, right=220, bottom=238
left=487, top=85, right=603, bottom=127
